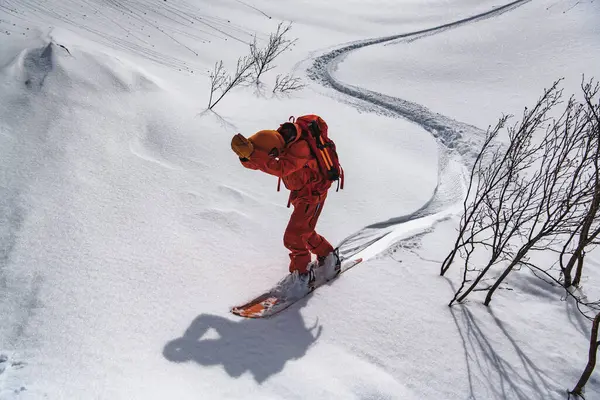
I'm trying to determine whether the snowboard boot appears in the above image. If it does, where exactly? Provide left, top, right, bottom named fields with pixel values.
left=277, top=264, right=315, bottom=298
left=317, top=248, right=341, bottom=281
left=298, top=266, right=316, bottom=290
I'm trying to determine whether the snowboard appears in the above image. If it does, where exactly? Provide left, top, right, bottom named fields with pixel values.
left=231, top=257, right=363, bottom=318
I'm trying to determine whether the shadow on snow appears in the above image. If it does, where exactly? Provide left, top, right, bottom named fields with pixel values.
left=162, top=298, right=321, bottom=383
left=450, top=304, right=559, bottom=400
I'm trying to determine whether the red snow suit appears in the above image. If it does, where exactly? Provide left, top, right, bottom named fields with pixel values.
left=241, top=135, right=334, bottom=274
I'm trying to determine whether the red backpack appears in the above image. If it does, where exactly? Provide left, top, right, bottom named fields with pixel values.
left=286, top=115, right=345, bottom=191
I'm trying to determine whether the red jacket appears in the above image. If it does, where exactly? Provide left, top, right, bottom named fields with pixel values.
left=241, top=139, right=331, bottom=203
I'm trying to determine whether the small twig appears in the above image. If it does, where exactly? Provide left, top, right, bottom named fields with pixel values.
left=272, top=74, right=305, bottom=94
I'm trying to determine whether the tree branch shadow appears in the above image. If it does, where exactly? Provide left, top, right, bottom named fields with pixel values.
left=450, top=304, right=559, bottom=400
left=197, top=109, right=237, bottom=131
left=565, top=295, right=594, bottom=337
left=163, top=297, right=321, bottom=383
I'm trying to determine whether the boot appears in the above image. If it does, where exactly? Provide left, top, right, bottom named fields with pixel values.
left=276, top=263, right=316, bottom=299
left=317, top=248, right=341, bottom=281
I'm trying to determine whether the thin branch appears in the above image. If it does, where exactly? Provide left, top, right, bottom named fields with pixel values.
left=272, top=74, right=306, bottom=94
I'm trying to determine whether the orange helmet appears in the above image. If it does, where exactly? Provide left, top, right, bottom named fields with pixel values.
left=248, top=130, right=285, bottom=155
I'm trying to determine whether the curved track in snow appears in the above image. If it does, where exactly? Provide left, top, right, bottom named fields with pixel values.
left=306, top=0, right=531, bottom=261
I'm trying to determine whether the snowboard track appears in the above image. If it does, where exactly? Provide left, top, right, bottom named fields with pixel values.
left=306, top=0, right=531, bottom=260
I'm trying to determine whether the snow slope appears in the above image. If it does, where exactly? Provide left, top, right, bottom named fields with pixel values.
left=1, top=0, right=599, bottom=399
left=334, top=0, right=600, bottom=128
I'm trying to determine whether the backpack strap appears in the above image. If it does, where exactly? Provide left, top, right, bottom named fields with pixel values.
left=337, top=165, right=345, bottom=192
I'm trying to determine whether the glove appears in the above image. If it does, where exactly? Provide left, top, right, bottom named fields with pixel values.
left=231, top=133, right=254, bottom=159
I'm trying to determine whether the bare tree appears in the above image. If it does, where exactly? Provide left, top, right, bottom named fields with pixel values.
left=446, top=82, right=564, bottom=305
left=440, top=116, right=507, bottom=276
left=207, top=61, right=227, bottom=110
left=440, top=77, right=600, bottom=398
left=250, top=23, right=296, bottom=84
left=481, top=89, right=597, bottom=305
left=207, top=56, right=255, bottom=110
left=272, top=73, right=305, bottom=94
left=445, top=79, right=600, bottom=306
left=442, top=83, right=565, bottom=278
left=206, top=24, right=298, bottom=109
left=560, top=79, right=600, bottom=288
left=569, top=312, right=600, bottom=399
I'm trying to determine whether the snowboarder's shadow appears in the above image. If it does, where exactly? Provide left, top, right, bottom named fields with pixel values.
left=163, top=299, right=321, bottom=383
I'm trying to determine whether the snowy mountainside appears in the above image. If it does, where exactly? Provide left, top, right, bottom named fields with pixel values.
left=1, top=0, right=600, bottom=399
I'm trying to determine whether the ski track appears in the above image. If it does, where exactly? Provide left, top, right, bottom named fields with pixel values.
left=306, top=0, right=531, bottom=262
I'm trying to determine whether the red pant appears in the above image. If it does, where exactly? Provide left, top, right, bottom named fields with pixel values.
left=284, top=197, right=334, bottom=273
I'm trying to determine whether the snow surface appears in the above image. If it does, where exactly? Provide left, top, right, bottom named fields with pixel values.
left=1, top=0, right=599, bottom=399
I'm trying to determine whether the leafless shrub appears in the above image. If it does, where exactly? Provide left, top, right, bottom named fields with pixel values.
left=272, top=73, right=305, bottom=94
left=250, top=23, right=296, bottom=84
left=568, top=312, right=600, bottom=399
left=207, top=61, right=226, bottom=110
left=207, top=56, right=255, bottom=110
left=206, top=23, right=299, bottom=109
left=440, top=116, right=509, bottom=277
left=445, top=82, right=563, bottom=305
left=443, top=79, right=600, bottom=307
left=481, top=92, right=595, bottom=306
left=560, top=79, right=600, bottom=288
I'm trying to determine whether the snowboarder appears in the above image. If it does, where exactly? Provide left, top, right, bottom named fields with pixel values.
left=231, top=119, right=339, bottom=285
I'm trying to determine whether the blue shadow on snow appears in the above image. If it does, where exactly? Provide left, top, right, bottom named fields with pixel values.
left=163, top=299, right=321, bottom=383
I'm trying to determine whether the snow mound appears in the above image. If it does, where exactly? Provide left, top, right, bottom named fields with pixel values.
left=1, top=40, right=158, bottom=95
